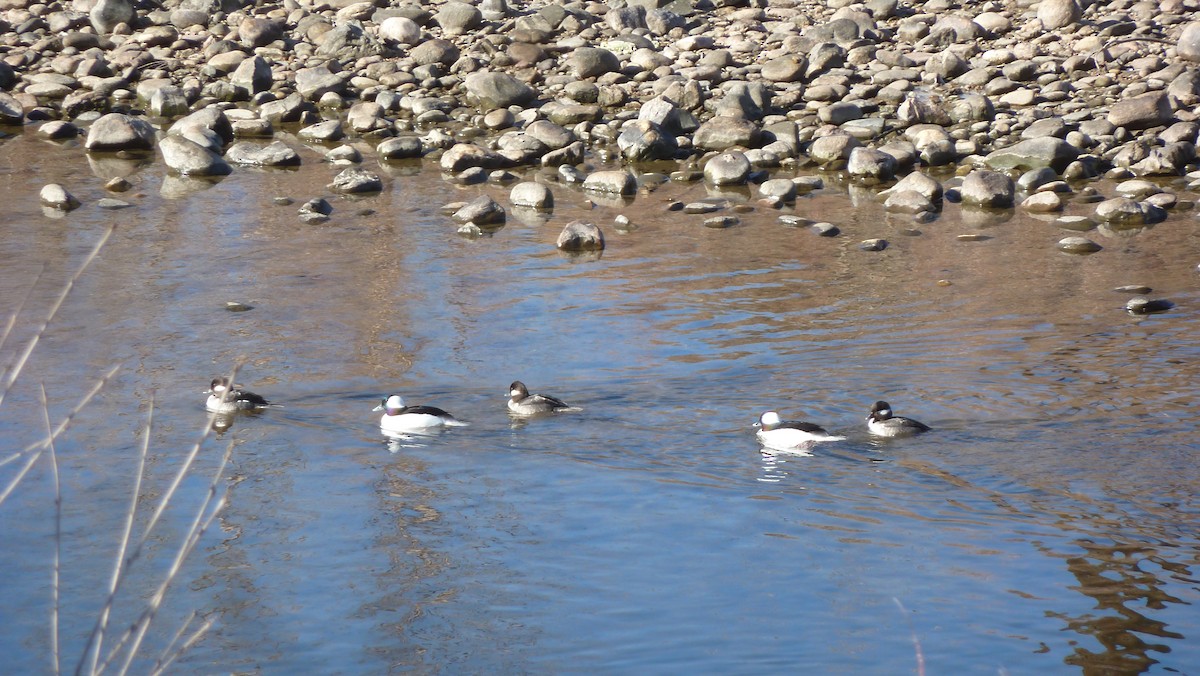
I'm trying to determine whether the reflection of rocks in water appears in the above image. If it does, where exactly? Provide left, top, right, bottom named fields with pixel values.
left=509, top=205, right=552, bottom=227
left=160, top=173, right=226, bottom=199
left=703, top=183, right=752, bottom=203
left=86, top=151, right=151, bottom=181
left=960, top=207, right=1013, bottom=229
left=1049, top=537, right=1185, bottom=674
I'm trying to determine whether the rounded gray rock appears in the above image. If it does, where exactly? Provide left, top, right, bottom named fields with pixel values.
left=226, top=141, right=300, bottom=167
left=557, top=220, right=605, bottom=251
left=703, top=151, right=752, bottom=186
left=85, top=113, right=157, bottom=152
left=453, top=195, right=506, bottom=225
left=847, top=147, right=896, bottom=181
left=328, top=167, right=382, bottom=194
left=159, top=136, right=232, bottom=176
left=960, top=170, right=1015, bottom=208
left=510, top=182, right=553, bottom=208
left=1037, top=0, right=1081, bottom=30
left=1057, top=237, right=1101, bottom=254
left=40, top=184, right=81, bottom=211
left=464, top=71, right=536, bottom=109
left=583, top=170, right=636, bottom=194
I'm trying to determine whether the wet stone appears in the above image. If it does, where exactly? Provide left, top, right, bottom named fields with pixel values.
left=1115, top=285, right=1153, bottom=295
left=453, top=195, right=506, bottom=225
left=1057, top=236, right=1102, bottom=254
left=1126, top=297, right=1174, bottom=315
left=860, top=238, right=888, bottom=251
left=811, top=222, right=840, bottom=237
left=328, top=168, right=382, bottom=194
left=704, top=216, right=739, bottom=229
left=556, top=220, right=605, bottom=251
left=40, top=184, right=80, bottom=210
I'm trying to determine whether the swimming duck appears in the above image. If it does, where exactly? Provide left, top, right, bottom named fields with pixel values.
left=206, top=377, right=270, bottom=413
left=507, top=380, right=580, bottom=415
left=865, top=400, right=931, bottom=437
left=754, top=411, right=845, bottom=450
left=374, top=394, right=467, bottom=432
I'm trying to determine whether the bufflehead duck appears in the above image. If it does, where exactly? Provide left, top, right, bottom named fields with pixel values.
left=206, top=377, right=270, bottom=413
left=866, top=401, right=931, bottom=437
left=754, top=411, right=845, bottom=450
left=507, top=381, right=580, bottom=415
left=206, top=379, right=272, bottom=415
left=374, top=394, right=467, bottom=432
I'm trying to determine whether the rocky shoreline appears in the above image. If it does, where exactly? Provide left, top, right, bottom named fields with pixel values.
left=6, top=0, right=1200, bottom=242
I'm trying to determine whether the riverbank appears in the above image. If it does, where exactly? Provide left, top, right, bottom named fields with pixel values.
left=2, top=0, right=1199, bottom=204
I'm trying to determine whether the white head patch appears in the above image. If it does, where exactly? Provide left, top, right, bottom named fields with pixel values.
left=761, top=411, right=782, bottom=426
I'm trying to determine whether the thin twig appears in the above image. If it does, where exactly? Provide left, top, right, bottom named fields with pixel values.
left=147, top=611, right=196, bottom=675
left=107, top=441, right=232, bottom=675
left=0, top=264, right=48, bottom=382
left=149, top=616, right=213, bottom=676
left=81, top=395, right=153, bottom=676
left=0, top=226, right=113, bottom=409
left=0, top=365, right=120, bottom=509
left=40, top=385, right=63, bottom=676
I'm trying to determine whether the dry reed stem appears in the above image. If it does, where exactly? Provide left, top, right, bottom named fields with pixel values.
left=40, top=384, right=63, bottom=676
left=79, top=396, right=153, bottom=676
left=0, top=365, right=120, bottom=508
left=102, top=440, right=232, bottom=676
left=147, top=611, right=208, bottom=676
left=0, top=226, right=113, bottom=410
left=0, top=264, right=46, bottom=375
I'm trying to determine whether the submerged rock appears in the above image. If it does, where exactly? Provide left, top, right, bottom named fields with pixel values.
left=1057, top=237, right=1102, bottom=254
left=328, top=167, right=382, bottom=193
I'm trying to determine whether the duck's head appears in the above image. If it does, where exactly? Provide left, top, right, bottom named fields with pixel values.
left=209, top=377, right=231, bottom=394
left=374, top=394, right=405, bottom=415
left=868, top=401, right=892, bottom=422
left=509, top=381, right=529, bottom=400
left=756, top=411, right=782, bottom=430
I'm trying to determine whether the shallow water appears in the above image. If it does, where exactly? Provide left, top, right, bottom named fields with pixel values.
left=1, top=130, right=1199, bottom=674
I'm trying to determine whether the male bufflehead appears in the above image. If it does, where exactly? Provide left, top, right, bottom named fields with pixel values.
left=866, top=400, right=931, bottom=437
left=507, top=381, right=580, bottom=415
left=754, top=411, right=845, bottom=450
left=374, top=394, right=467, bottom=432
left=206, top=377, right=271, bottom=413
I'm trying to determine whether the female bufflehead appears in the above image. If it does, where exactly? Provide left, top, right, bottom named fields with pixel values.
left=754, top=411, right=845, bottom=450
left=866, top=401, right=931, bottom=437
left=206, top=377, right=271, bottom=413
left=374, top=394, right=467, bottom=432
left=507, top=380, right=580, bottom=415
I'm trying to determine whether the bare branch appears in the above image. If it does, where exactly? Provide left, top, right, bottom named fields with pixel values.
left=0, top=365, right=120, bottom=509
left=80, top=395, right=153, bottom=676
left=40, top=384, right=62, bottom=676
left=0, top=227, right=114, bottom=409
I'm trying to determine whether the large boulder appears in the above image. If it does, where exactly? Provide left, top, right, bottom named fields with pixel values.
left=464, top=72, right=536, bottom=109
left=85, top=113, right=156, bottom=151
left=159, top=135, right=232, bottom=176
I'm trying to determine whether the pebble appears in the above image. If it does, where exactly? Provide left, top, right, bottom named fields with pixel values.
left=1125, top=298, right=1174, bottom=315
left=1057, top=237, right=1102, bottom=254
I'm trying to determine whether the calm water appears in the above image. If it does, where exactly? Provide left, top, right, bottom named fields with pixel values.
left=1, top=130, right=1199, bottom=674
